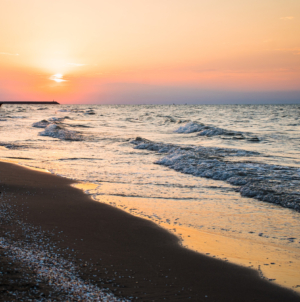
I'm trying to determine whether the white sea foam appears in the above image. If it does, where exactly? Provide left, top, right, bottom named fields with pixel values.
left=175, top=122, right=205, bottom=133
left=39, top=124, right=82, bottom=141
left=175, top=121, right=260, bottom=141
left=131, top=137, right=300, bottom=211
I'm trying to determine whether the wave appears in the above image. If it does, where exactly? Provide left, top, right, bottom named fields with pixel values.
left=57, top=157, right=103, bottom=161
left=67, top=124, right=92, bottom=128
left=175, top=122, right=260, bottom=141
left=58, top=109, right=71, bottom=112
left=0, top=142, right=28, bottom=150
left=33, top=116, right=71, bottom=128
left=84, top=109, right=96, bottom=115
left=32, top=120, right=50, bottom=128
left=6, top=116, right=27, bottom=119
left=39, top=124, right=83, bottom=141
left=131, top=137, right=300, bottom=212
left=6, top=156, right=33, bottom=160
left=48, top=116, right=70, bottom=121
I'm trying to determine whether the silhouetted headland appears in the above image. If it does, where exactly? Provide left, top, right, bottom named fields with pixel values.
left=0, top=101, right=59, bottom=107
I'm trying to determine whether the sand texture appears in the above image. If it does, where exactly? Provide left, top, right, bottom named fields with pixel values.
left=0, top=161, right=299, bottom=301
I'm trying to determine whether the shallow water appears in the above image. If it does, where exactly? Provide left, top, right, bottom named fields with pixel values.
left=1, top=104, right=300, bottom=291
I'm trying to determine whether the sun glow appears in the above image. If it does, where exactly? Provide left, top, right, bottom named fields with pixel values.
left=0, top=0, right=299, bottom=104
left=50, top=73, right=66, bottom=83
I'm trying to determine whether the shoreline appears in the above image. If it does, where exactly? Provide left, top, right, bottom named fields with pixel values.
left=1, top=161, right=300, bottom=301
left=79, top=187, right=300, bottom=292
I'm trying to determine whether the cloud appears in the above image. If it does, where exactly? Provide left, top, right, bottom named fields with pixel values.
left=280, top=16, right=294, bottom=20
left=67, top=63, right=86, bottom=67
left=0, top=52, right=19, bottom=56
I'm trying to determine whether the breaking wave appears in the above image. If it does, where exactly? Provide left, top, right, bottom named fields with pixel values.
left=84, top=109, right=96, bottom=115
left=175, top=122, right=260, bottom=141
left=131, top=137, right=300, bottom=211
left=33, top=117, right=70, bottom=129
left=32, top=120, right=50, bottom=128
left=39, top=124, right=83, bottom=141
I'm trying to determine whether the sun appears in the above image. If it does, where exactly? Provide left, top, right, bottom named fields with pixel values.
left=50, top=73, right=66, bottom=83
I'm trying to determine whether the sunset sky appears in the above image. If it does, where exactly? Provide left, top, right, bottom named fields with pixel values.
left=1, top=0, right=299, bottom=104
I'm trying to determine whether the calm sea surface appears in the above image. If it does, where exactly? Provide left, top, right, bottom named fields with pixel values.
left=1, top=104, right=300, bottom=290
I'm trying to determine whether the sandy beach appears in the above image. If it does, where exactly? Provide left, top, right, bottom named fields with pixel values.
left=1, top=0, right=300, bottom=298
left=0, top=161, right=299, bottom=301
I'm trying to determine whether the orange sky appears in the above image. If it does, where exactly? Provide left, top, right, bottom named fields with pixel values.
left=0, top=0, right=299, bottom=104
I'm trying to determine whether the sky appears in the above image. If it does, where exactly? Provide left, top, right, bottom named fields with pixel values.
left=0, top=0, right=299, bottom=104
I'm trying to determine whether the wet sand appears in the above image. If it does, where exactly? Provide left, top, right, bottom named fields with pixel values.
left=92, top=193, right=300, bottom=291
left=0, top=161, right=299, bottom=301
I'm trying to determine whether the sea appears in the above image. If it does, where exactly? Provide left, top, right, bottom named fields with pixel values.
left=1, top=104, right=300, bottom=291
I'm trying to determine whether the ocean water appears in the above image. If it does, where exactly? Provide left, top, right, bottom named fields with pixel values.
left=1, top=104, right=300, bottom=291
